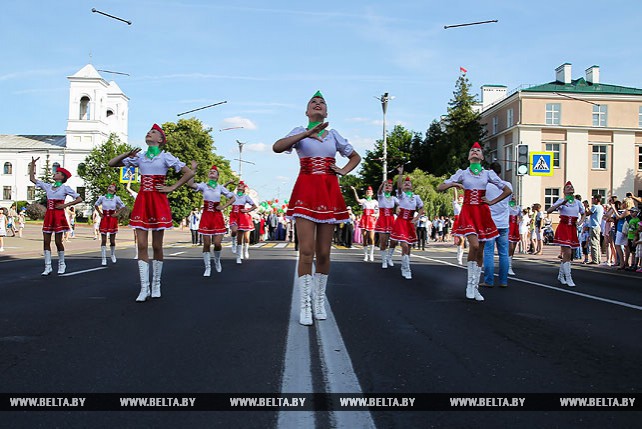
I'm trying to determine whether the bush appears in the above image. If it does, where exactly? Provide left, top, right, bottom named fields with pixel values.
left=117, top=206, right=132, bottom=225
left=16, top=200, right=29, bottom=212
left=26, top=203, right=46, bottom=220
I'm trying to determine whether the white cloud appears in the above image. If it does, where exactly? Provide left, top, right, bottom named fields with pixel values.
left=246, top=143, right=267, bottom=152
left=220, top=116, right=257, bottom=130
left=347, top=135, right=377, bottom=150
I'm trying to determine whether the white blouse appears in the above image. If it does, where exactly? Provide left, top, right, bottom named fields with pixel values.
left=195, top=183, right=234, bottom=202
left=35, top=180, right=80, bottom=200
left=284, top=127, right=354, bottom=159
left=445, top=168, right=506, bottom=191
left=95, top=195, right=125, bottom=211
left=397, top=191, right=424, bottom=211
left=378, top=193, right=398, bottom=209
left=122, top=151, right=186, bottom=175
left=554, top=198, right=585, bottom=217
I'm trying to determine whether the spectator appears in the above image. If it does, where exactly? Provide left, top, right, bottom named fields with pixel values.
left=416, top=212, right=428, bottom=250
left=188, top=208, right=200, bottom=246
left=586, top=195, right=604, bottom=264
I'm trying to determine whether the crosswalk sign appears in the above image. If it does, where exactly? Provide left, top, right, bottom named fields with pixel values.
left=529, top=151, right=554, bottom=176
left=119, top=167, right=140, bottom=183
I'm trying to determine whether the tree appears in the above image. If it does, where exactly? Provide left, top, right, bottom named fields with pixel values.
left=338, top=174, right=364, bottom=212
left=430, top=75, right=487, bottom=176
left=162, top=118, right=234, bottom=224
left=77, top=134, right=135, bottom=208
left=359, top=125, right=415, bottom=187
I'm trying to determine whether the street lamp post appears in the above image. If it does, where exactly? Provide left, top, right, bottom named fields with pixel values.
left=375, top=93, right=392, bottom=181
left=234, top=140, right=255, bottom=181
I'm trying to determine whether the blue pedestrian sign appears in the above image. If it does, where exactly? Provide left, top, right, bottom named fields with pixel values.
left=529, top=151, right=553, bottom=176
left=119, top=167, right=139, bottom=183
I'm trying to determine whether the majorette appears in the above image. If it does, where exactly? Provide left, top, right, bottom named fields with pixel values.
left=437, top=142, right=512, bottom=301
left=452, top=188, right=465, bottom=265
left=507, top=196, right=522, bottom=275
left=273, top=90, right=362, bottom=326
left=375, top=179, right=399, bottom=269
left=546, top=181, right=584, bottom=287
left=94, top=183, right=126, bottom=266
left=390, top=166, right=425, bottom=279
left=28, top=158, right=83, bottom=275
left=109, top=123, right=195, bottom=302
left=187, top=164, right=236, bottom=276
left=230, top=180, right=257, bottom=264
left=351, top=185, right=378, bottom=262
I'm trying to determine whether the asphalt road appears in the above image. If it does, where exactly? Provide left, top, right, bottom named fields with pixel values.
left=0, top=234, right=640, bottom=428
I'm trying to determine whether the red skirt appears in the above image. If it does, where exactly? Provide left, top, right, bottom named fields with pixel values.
left=508, top=222, right=520, bottom=243
left=237, top=213, right=255, bottom=231
left=390, top=208, right=417, bottom=244
left=452, top=215, right=460, bottom=231
left=554, top=216, right=579, bottom=248
left=99, top=210, right=119, bottom=234
left=374, top=208, right=394, bottom=234
left=229, top=206, right=240, bottom=227
left=360, top=213, right=376, bottom=231
left=452, top=190, right=498, bottom=241
left=286, top=157, right=348, bottom=223
left=199, top=202, right=226, bottom=236
left=42, top=199, right=70, bottom=233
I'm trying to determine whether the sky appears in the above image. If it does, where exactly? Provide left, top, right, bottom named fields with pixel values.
left=2, top=0, right=641, bottom=201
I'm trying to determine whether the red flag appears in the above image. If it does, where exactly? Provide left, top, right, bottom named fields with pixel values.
left=460, top=66, right=468, bottom=73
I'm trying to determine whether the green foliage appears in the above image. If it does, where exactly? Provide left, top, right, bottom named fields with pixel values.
left=395, top=169, right=454, bottom=218
left=360, top=125, right=415, bottom=186
left=338, top=174, right=364, bottom=212
left=162, top=118, right=234, bottom=224
left=77, top=134, right=135, bottom=208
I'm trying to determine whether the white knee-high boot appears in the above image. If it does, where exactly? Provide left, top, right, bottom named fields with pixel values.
left=563, top=262, right=575, bottom=287
left=231, top=239, right=237, bottom=254
left=466, top=261, right=476, bottom=299
left=313, top=273, right=328, bottom=320
left=136, top=260, right=150, bottom=302
left=203, top=252, right=211, bottom=277
left=363, top=245, right=369, bottom=261
left=213, top=250, right=222, bottom=272
left=557, top=263, right=567, bottom=285
left=110, top=245, right=117, bottom=263
left=457, top=247, right=464, bottom=265
left=298, top=274, right=313, bottom=326
left=473, top=263, right=484, bottom=301
left=57, top=251, right=66, bottom=274
left=42, top=250, right=52, bottom=276
left=508, top=256, right=515, bottom=275
left=151, top=260, right=163, bottom=298
left=244, top=243, right=250, bottom=259
left=401, top=254, right=412, bottom=279
left=387, top=248, right=395, bottom=266
left=381, top=250, right=388, bottom=268
left=101, top=246, right=107, bottom=266
left=236, top=246, right=242, bottom=264
left=369, top=245, right=375, bottom=261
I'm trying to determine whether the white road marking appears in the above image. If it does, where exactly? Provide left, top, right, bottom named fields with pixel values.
left=59, top=267, right=108, bottom=277
left=412, top=254, right=642, bottom=311
left=274, top=243, right=288, bottom=249
left=169, top=251, right=185, bottom=256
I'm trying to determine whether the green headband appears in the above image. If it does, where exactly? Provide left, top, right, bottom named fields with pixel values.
left=311, top=90, right=324, bottom=99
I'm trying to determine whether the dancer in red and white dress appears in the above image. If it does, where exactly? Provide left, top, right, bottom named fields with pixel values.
left=94, top=183, right=126, bottom=266
left=507, top=197, right=522, bottom=275
left=351, top=185, right=378, bottom=262
left=109, top=124, right=195, bottom=302
left=375, top=179, right=399, bottom=269
left=546, top=181, right=585, bottom=287
left=29, top=157, right=83, bottom=275
left=452, top=188, right=465, bottom=265
left=187, top=164, right=235, bottom=276
left=273, top=91, right=361, bottom=326
left=230, top=181, right=257, bottom=264
left=390, top=166, right=424, bottom=279
left=437, top=142, right=512, bottom=301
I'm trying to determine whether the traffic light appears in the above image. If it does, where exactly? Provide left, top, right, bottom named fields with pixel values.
left=516, top=144, right=529, bottom=175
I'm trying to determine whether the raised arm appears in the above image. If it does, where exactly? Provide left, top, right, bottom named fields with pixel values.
left=109, top=148, right=141, bottom=167
left=29, top=156, right=40, bottom=184
left=186, top=160, right=199, bottom=189
left=350, top=186, right=361, bottom=203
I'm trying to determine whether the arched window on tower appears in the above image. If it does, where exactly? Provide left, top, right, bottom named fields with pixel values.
left=3, top=162, right=12, bottom=175
left=79, top=96, right=91, bottom=120
left=106, top=109, right=114, bottom=118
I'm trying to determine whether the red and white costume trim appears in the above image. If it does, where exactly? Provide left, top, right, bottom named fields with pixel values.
left=194, top=182, right=234, bottom=236
left=283, top=127, right=353, bottom=223
left=552, top=198, right=585, bottom=248
left=375, top=193, right=398, bottom=234
left=390, top=192, right=424, bottom=244
left=452, top=199, right=462, bottom=231
left=35, top=180, right=79, bottom=234
left=95, top=195, right=126, bottom=234
left=122, top=151, right=186, bottom=230
left=359, top=199, right=378, bottom=231
left=230, top=194, right=256, bottom=231
left=444, top=168, right=506, bottom=241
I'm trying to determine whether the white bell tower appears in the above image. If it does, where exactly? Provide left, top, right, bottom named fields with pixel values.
left=66, top=64, right=129, bottom=150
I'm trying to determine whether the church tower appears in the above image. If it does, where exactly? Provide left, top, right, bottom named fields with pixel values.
left=65, top=64, right=129, bottom=150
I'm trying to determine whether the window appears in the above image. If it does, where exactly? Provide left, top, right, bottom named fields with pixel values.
left=492, top=116, right=498, bottom=134
left=27, top=186, right=35, bottom=200
left=79, top=96, right=91, bottom=120
left=592, top=105, right=607, bottom=127
left=638, top=146, right=642, bottom=170
left=507, top=109, right=514, bottom=128
left=52, top=162, right=60, bottom=174
left=592, top=145, right=607, bottom=169
left=504, top=145, right=513, bottom=171
left=545, top=188, right=560, bottom=210
left=544, top=143, right=560, bottom=168
left=591, top=189, right=606, bottom=202
left=3, top=162, right=11, bottom=174
left=3, top=186, right=11, bottom=200
left=545, top=103, right=561, bottom=125
left=76, top=187, right=86, bottom=201
left=106, top=109, right=114, bottom=118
